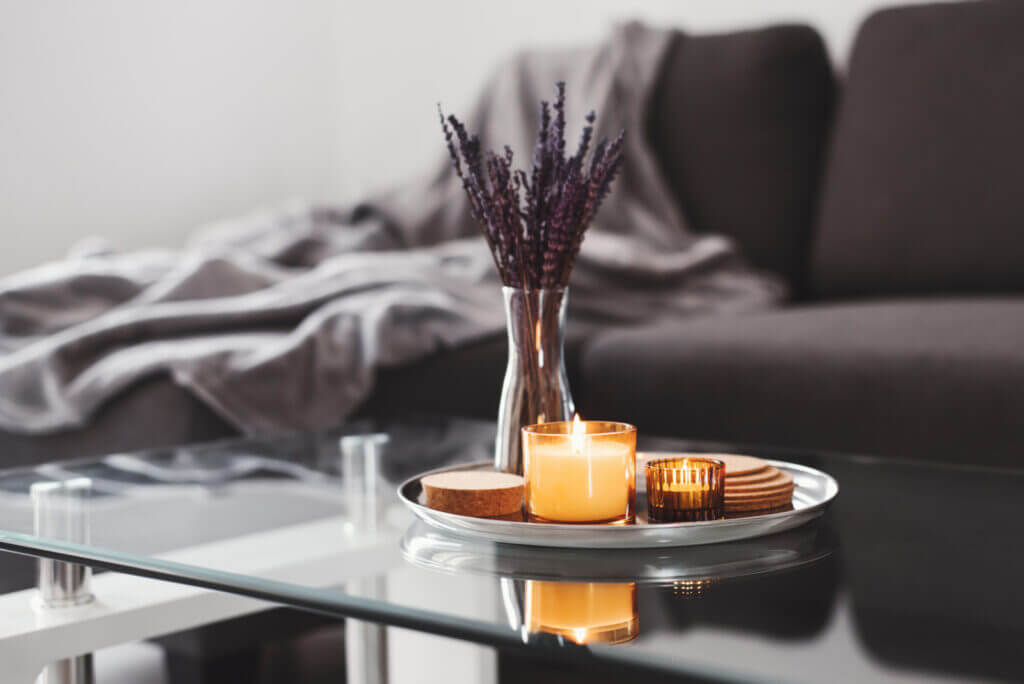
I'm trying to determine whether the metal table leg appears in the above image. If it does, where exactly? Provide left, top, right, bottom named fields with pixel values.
left=31, top=478, right=95, bottom=684
left=340, top=434, right=390, bottom=684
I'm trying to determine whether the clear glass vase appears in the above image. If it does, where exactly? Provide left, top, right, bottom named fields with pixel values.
left=494, top=287, right=575, bottom=475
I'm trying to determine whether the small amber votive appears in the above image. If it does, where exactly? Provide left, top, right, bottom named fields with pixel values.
left=525, top=580, right=638, bottom=645
left=522, top=420, right=636, bottom=524
left=646, top=456, right=725, bottom=522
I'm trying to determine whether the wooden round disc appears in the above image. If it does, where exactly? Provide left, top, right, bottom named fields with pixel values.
left=422, top=471, right=524, bottom=517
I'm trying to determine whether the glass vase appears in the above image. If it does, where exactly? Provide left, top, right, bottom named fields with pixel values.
left=494, top=287, right=574, bottom=475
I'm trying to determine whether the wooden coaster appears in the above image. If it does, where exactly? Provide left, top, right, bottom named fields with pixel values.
left=422, top=471, right=524, bottom=517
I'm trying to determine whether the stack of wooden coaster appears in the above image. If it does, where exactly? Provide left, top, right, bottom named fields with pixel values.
left=715, top=454, right=794, bottom=515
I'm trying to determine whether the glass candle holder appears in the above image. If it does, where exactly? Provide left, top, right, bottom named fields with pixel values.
left=522, top=420, right=636, bottom=524
left=646, top=456, right=725, bottom=522
left=525, top=580, right=638, bottom=645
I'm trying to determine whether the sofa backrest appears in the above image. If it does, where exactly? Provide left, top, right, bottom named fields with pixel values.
left=811, top=0, right=1024, bottom=299
left=648, top=25, right=834, bottom=294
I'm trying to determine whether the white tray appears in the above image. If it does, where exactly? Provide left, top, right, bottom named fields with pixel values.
left=397, top=459, right=838, bottom=549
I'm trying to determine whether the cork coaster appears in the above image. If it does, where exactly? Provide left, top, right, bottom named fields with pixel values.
left=725, top=482, right=795, bottom=500
left=725, top=495, right=794, bottom=513
left=729, top=483, right=790, bottom=499
left=712, top=454, right=770, bottom=478
left=725, top=485, right=794, bottom=513
left=726, top=503, right=794, bottom=518
left=726, top=466, right=782, bottom=485
left=422, top=471, right=524, bottom=517
left=637, top=452, right=769, bottom=478
left=725, top=497, right=793, bottom=510
left=725, top=470, right=793, bottom=494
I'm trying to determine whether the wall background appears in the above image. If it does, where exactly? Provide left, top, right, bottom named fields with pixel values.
left=0, top=0, right=934, bottom=275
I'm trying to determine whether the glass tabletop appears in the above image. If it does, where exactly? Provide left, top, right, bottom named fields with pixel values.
left=0, top=414, right=1021, bottom=683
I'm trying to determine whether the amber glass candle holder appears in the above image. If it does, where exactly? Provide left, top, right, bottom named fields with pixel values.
left=646, top=456, right=725, bottom=522
left=525, top=580, right=638, bottom=645
left=522, top=420, right=636, bottom=524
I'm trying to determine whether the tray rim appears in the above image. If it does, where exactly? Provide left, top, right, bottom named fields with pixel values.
left=396, top=457, right=838, bottom=547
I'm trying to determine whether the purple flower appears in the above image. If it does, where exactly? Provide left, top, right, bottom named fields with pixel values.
left=439, top=83, right=624, bottom=288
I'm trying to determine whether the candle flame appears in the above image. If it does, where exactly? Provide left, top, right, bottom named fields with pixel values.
left=571, top=413, right=585, bottom=455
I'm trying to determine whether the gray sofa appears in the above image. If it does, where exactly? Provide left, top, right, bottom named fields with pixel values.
left=582, top=0, right=1024, bottom=468
left=377, top=1, right=1024, bottom=469
left=5, top=0, right=1022, bottom=471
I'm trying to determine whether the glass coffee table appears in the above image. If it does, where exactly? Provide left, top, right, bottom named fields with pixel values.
left=0, top=415, right=1020, bottom=683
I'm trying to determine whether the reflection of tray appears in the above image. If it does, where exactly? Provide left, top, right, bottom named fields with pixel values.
left=401, top=520, right=835, bottom=583
left=397, top=460, right=838, bottom=549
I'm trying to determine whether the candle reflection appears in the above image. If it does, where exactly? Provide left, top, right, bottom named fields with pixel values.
left=525, top=580, right=638, bottom=645
left=668, top=578, right=715, bottom=599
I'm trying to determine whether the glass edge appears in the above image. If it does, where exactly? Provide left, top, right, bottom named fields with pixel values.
left=0, top=531, right=759, bottom=683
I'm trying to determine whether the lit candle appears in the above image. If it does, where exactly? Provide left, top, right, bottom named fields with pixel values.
left=525, top=580, right=638, bottom=644
left=645, top=456, right=724, bottom=522
left=522, top=417, right=636, bottom=524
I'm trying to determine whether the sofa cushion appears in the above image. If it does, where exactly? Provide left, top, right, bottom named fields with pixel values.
left=0, top=374, right=236, bottom=469
left=811, top=1, right=1024, bottom=298
left=649, top=25, right=833, bottom=293
left=578, top=299, right=1024, bottom=467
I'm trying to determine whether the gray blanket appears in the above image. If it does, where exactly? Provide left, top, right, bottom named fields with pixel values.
left=0, top=23, right=783, bottom=436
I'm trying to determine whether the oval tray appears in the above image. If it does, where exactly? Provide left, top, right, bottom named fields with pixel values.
left=397, top=459, right=838, bottom=549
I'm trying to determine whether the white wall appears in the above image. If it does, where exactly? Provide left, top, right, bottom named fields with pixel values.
left=0, top=1, right=344, bottom=274
left=0, top=0, right=935, bottom=276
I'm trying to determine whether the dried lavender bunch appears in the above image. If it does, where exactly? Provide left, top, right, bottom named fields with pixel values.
left=439, top=82, right=625, bottom=288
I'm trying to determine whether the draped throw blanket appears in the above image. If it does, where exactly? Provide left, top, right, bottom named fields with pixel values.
left=0, top=23, right=783, bottom=435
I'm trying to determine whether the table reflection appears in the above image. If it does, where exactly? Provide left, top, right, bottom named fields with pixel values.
left=401, top=519, right=837, bottom=646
